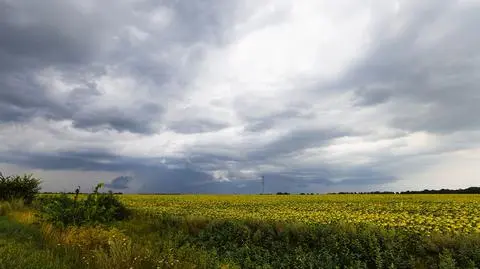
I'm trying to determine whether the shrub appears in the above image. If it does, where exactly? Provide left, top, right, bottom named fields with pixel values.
left=0, top=172, right=41, bottom=204
left=39, top=183, right=130, bottom=227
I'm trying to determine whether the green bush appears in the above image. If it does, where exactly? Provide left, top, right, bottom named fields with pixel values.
left=0, top=172, right=41, bottom=204
left=39, top=183, right=130, bottom=227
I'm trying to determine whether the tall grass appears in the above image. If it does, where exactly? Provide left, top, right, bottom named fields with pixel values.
left=2, top=200, right=232, bottom=268
left=0, top=216, right=81, bottom=269
left=0, top=199, right=25, bottom=216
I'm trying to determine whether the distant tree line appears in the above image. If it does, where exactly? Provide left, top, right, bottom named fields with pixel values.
left=401, top=187, right=480, bottom=194
left=329, top=187, right=480, bottom=195
left=40, top=187, right=480, bottom=196
left=329, top=191, right=397, bottom=195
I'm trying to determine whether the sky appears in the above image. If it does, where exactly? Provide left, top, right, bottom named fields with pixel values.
left=1, top=0, right=480, bottom=193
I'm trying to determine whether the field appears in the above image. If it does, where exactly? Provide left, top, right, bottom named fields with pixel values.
left=121, top=194, right=480, bottom=235
left=2, top=193, right=480, bottom=268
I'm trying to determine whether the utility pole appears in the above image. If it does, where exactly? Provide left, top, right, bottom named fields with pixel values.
left=261, top=175, right=265, bottom=194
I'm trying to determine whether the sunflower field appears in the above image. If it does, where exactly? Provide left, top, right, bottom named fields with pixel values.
left=120, top=194, right=480, bottom=235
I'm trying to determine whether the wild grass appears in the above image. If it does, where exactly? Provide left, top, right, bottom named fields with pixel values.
left=0, top=199, right=25, bottom=216
left=0, top=216, right=79, bottom=269
left=1, top=202, right=237, bottom=269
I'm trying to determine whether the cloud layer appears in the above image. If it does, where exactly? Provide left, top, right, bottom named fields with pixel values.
left=1, top=0, right=480, bottom=193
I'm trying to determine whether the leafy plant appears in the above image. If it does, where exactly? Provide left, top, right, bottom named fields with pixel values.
left=0, top=172, right=41, bottom=204
left=39, top=183, right=130, bottom=227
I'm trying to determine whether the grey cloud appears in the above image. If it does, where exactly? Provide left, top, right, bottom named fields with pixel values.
left=109, top=0, right=241, bottom=88
left=2, top=0, right=478, bottom=193
left=0, top=0, right=235, bottom=134
left=105, top=176, right=133, bottom=190
left=71, top=102, right=164, bottom=134
left=0, top=150, right=149, bottom=172
left=248, top=128, right=350, bottom=160
left=163, top=167, right=395, bottom=194
left=0, top=76, right=164, bottom=133
left=134, top=167, right=214, bottom=193
left=340, top=0, right=480, bottom=134
left=243, top=108, right=315, bottom=133
left=0, top=148, right=398, bottom=193
left=0, top=77, right=69, bottom=123
left=0, top=0, right=127, bottom=129
left=132, top=0, right=239, bottom=44
left=134, top=168, right=392, bottom=194
left=168, top=119, right=229, bottom=134
left=353, top=86, right=393, bottom=106
left=0, top=1, right=114, bottom=68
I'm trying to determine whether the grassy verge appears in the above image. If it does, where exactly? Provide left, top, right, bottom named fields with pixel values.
left=0, top=215, right=81, bottom=269
left=0, top=201, right=238, bottom=269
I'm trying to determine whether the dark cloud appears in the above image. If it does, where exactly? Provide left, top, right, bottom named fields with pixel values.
left=0, top=0, right=129, bottom=131
left=0, top=0, right=244, bottom=134
left=248, top=128, right=349, bottom=160
left=71, top=102, right=164, bottom=134
left=105, top=176, right=133, bottom=190
left=135, top=165, right=396, bottom=194
left=0, top=1, right=114, bottom=68
left=0, top=150, right=142, bottom=172
left=134, top=168, right=391, bottom=194
left=0, top=148, right=397, bottom=193
left=0, top=73, right=65, bottom=123
left=134, top=166, right=215, bottom=193
left=0, top=0, right=209, bottom=134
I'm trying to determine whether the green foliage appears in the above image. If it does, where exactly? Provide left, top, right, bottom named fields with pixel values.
left=39, top=183, right=130, bottom=227
left=141, top=214, right=480, bottom=269
left=439, top=249, right=457, bottom=269
left=0, top=172, right=41, bottom=204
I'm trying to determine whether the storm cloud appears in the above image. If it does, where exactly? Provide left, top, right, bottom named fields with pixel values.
left=1, top=0, right=480, bottom=193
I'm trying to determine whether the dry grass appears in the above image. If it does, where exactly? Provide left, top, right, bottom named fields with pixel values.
left=0, top=199, right=25, bottom=216
left=8, top=210, right=36, bottom=224
left=40, top=223, right=126, bottom=251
